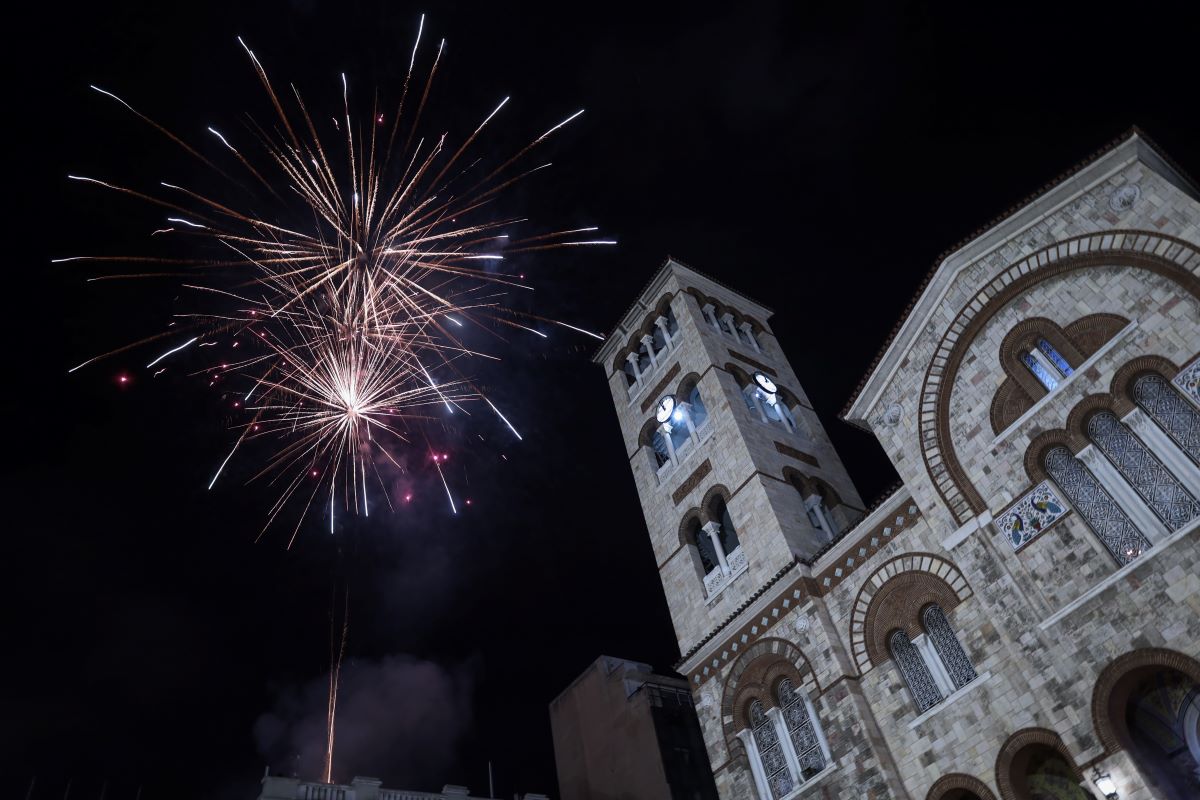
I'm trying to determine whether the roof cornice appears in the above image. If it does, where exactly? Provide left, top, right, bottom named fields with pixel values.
left=841, top=127, right=1198, bottom=426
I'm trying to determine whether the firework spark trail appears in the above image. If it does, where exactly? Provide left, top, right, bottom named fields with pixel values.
left=62, top=17, right=611, bottom=537
left=324, top=587, right=350, bottom=785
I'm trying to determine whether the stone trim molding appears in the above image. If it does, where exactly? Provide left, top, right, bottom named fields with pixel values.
left=925, top=773, right=998, bottom=800
left=915, top=230, right=1200, bottom=525
left=994, top=727, right=1083, bottom=800
left=814, top=502, right=922, bottom=592
left=1090, top=646, right=1200, bottom=755
left=672, top=459, right=713, bottom=506
left=774, top=440, right=820, bottom=467
left=727, top=348, right=777, bottom=377
left=681, top=566, right=809, bottom=686
left=849, top=553, right=972, bottom=672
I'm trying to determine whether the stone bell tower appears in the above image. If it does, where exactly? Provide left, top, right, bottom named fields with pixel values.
left=592, top=258, right=866, bottom=664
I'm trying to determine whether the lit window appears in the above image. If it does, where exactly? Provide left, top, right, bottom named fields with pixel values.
left=1036, top=338, right=1073, bottom=376
left=1021, top=351, right=1059, bottom=391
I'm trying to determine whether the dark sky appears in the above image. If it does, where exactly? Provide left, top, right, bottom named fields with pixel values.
left=6, top=1, right=1200, bottom=798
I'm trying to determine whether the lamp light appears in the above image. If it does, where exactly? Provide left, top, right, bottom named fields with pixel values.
left=1091, top=766, right=1118, bottom=800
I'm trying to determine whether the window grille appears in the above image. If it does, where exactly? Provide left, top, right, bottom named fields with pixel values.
left=777, top=679, right=825, bottom=779
left=1133, top=374, right=1200, bottom=464
left=890, top=629, right=943, bottom=713
left=750, top=700, right=793, bottom=799
left=1086, top=412, right=1200, bottom=530
left=1044, top=446, right=1150, bottom=564
left=921, top=604, right=976, bottom=690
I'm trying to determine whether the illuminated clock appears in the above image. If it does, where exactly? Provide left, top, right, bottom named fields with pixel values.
left=753, top=372, right=777, bottom=395
left=656, top=394, right=677, bottom=424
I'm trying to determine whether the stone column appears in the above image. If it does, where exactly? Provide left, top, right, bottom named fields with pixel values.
left=640, top=334, right=659, bottom=370
left=736, top=729, right=770, bottom=800
left=655, top=315, right=673, bottom=349
left=703, top=520, right=731, bottom=574
left=767, top=706, right=803, bottom=788
left=624, top=351, right=642, bottom=385
left=739, top=321, right=760, bottom=352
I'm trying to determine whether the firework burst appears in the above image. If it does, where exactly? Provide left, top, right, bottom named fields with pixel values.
left=60, top=18, right=611, bottom=544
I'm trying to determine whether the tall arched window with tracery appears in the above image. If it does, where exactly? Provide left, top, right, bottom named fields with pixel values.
left=889, top=629, right=942, bottom=713
left=749, top=700, right=793, bottom=799
left=777, top=679, right=826, bottom=779
left=1044, top=446, right=1150, bottom=565
left=1086, top=412, right=1200, bottom=531
left=922, top=604, right=976, bottom=690
left=1133, top=374, right=1200, bottom=464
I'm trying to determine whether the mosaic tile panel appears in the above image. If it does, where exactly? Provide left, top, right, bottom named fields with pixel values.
left=994, top=480, right=1069, bottom=550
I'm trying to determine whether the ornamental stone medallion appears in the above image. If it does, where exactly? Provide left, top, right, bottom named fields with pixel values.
left=994, top=481, right=1070, bottom=550
left=881, top=402, right=903, bottom=428
left=1108, top=183, right=1140, bottom=212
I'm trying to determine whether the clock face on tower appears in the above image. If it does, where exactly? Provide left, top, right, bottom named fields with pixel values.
left=656, top=394, right=677, bottom=423
left=753, top=371, right=777, bottom=395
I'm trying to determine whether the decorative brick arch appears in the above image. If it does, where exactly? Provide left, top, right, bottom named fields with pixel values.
left=848, top=553, right=973, bottom=672
left=926, top=773, right=998, bottom=800
left=994, top=727, right=1083, bottom=800
left=1109, top=355, right=1180, bottom=406
left=718, top=638, right=818, bottom=761
left=699, top=484, right=733, bottom=525
left=1090, top=647, right=1200, bottom=755
left=1064, top=393, right=1126, bottom=442
left=917, top=230, right=1200, bottom=525
left=1023, top=429, right=1079, bottom=484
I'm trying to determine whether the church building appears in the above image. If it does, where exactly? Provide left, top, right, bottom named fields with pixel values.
left=593, top=129, right=1200, bottom=800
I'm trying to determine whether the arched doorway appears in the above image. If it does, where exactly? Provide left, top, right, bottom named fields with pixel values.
left=1122, top=669, right=1200, bottom=799
left=926, top=773, right=997, bottom=800
left=996, top=728, right=1090, bottom=800
left=1093, top=649, right=1200, bottom=800
left=1093, top=648, right=1200, bottom=800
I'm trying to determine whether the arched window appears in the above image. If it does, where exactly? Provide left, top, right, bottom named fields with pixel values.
left=1019, top=337, right=1075, bottom=392
left=1086, top=412, right=1200, bottom=531
left=890, top=629, right=943, bottom=713
left=777, top=679, right=826, bottom=780
left=712, top=496, right=742, bottom=558
left=922, top=605, right=977, bottom=690
left=687, top=384, right=709, bottom=431
left=622, top=359, right=638, bottom=387
left=1133, top=374, right=1200, bottom=464
left=805, top=489, right=839, bottom=540
left=684, top=517, right=721, bottom=576
left=664, top=307, right=680, bottom=337
left=650, top=429, right=671, bottom=468
left=1037, top=338, right=1074, bottom=376
left=749, top=700, right=793, bottom=799
left=637, top=342, right=652, bottom=374
left=1044, top=446, right=1151, bottom=565
left=1021, top=351, right=1060, bottom=391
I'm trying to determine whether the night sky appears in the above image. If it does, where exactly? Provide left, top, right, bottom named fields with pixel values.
left=7, top=2, right=1200, bottom=799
